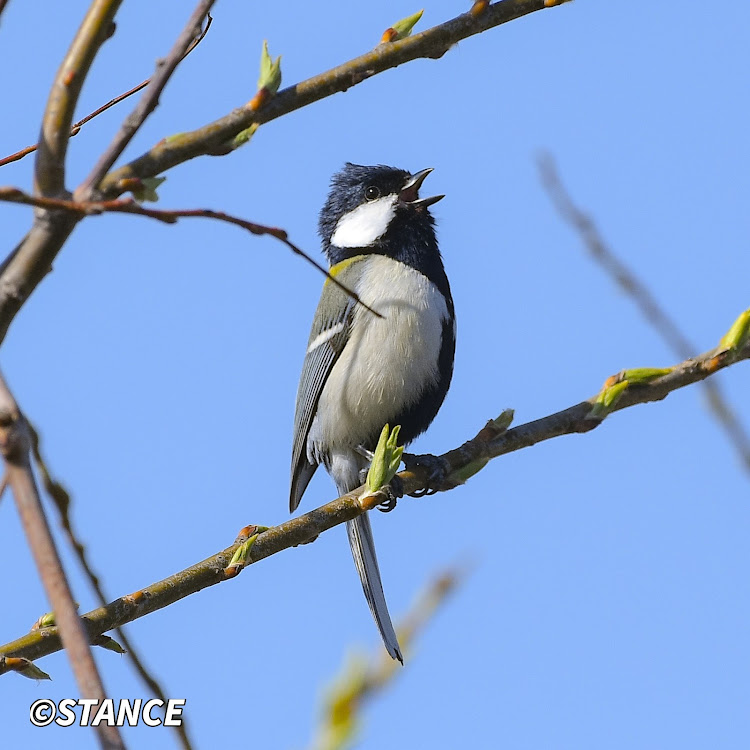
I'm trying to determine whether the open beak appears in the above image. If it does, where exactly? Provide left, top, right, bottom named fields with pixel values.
left=399, top=168, right=445, bottom=208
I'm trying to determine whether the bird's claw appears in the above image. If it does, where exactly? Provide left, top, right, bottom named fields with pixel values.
left=359, top=466, right=403, bottom=512
left=402, top=453, right=449, bottom=497
left=377, top=475, right=404, bottom=512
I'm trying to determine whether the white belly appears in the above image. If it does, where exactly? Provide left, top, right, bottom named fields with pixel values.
left=309, top=255, right=448, bottom=455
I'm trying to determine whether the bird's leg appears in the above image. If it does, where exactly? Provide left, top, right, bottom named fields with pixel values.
left=402, top=453, right=450, bottom=497
left=356, top=445, right=403, bottom=513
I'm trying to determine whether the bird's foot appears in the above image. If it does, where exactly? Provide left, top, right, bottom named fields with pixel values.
left=402, top=453, right=450, bottom=497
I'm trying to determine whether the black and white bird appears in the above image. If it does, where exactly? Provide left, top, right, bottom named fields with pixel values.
left=290, top=163, right=456, bottom=662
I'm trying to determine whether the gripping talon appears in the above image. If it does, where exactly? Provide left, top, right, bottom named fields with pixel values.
left=377, top=475, right=403, bottom=512
left=403, top=452, right=449, bottom=496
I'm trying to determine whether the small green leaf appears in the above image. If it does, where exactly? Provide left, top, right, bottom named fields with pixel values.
left=31, top=611, right=57, bottom=630
left=257, top=40, right=282, bottom=95
left=620, top=367, right=672, bottom=384
left=132, top=176, right=166, bottom=203
left=448, top=457, right=489, bottom=484
left=5, top=657, right=52, bottom=681
left=93, top=635, right=127, bottom=654
left=590, top=379, right=629, bottom=419
left=232, top=123, right=259, bottom=149
left=491, top=409, right=515, bottom=432
left=719, top=308, right=750, bottom=351
left=388, top=9, right=424, bottom=41
left=227, top=533, right=259, bottom=571
left=365, top=424, right=404, bottom=496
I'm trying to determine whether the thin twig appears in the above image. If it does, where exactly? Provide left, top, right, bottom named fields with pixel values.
left=538, top=154, right=750, bottom=472
left=97, top=0, right=573, bottom=198
left=0, top=0, right=566, bottom=349
left=77, top=0, right=215, bottom=199
left=310, top=566, right=466, bottom=750
left=0, top=15, right=212, bottom=170
left=35, top=0, right=122, bottom=197
left=28, top=422, right=195, bottom=750
left=0, top=187, right=379, bottom=315
left=0, top=372, right=125, bottom=750
left=2, top=322, right=748, bottom=666
left=0, top=1, right=122, bottom=347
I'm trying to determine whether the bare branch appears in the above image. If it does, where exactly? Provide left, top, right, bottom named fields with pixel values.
left=0, top=1, right=122, bottom=348
left=0, top=187, right=379, bottom=315
left=97, top=0, right=571, bottom=198
left=538, top=154, right=750, bottom=472
left=28, top=422, right=195, bottom=750
left=309, top=567, right=466, bottom=750
left=35, top=0, right=121, bottom=197
left=0, top=14, right=213, bottom=170
left=77, top=0, right=216, bottom=199
left=2, top=318, right=747, bottom=666
left=0, top=372, right=125, bottom=750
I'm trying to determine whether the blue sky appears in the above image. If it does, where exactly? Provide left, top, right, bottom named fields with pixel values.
left=2, top=1, right=749, bottom=748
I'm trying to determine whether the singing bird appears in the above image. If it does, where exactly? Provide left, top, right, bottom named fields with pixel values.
left=290, top=163, right=455, bottom=661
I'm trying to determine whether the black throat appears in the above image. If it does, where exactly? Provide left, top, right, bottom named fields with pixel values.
left=325, top=206, right=453, bottom=314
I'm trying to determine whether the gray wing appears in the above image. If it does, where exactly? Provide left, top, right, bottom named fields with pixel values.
left=290, top=285, right=355, bottom=511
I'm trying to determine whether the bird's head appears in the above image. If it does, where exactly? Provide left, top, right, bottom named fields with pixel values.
left=319, top=163, right=444, bottom=264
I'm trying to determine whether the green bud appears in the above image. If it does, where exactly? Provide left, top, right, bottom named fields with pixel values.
left=590, top=379, right=629, bottom=419
left=620, top=367, right=672, bottom=384
left=257, top=40, right=282, bottom=95
left=93, top=635, right=127, bottom=654
left=32, top=611, right=57, bottom=630
left=17, top=659, right=52, bottom=681
left=232, top=123, right=259, bottom=149
left=132, top=176, right=166, bottom=203
left=388, top=9, right=424, bottom=40
left=491, top=409, right=515, bottom=432
left=719, top=308, right=750, bottom=351
left=365, top=424, right=404, bottom=496
left=227, top=533, right=259, bottom=571
left=448, top=457, right=489, bottom=485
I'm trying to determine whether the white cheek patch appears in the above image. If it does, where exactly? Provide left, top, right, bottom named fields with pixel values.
left=330, top=196, right=397, bottom=248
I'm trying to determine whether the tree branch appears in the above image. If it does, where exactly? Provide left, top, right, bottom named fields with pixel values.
left=27, top=422, right=195, bottom=750
left=35, top=0, right=121, bottom=197
left=0, top=187, right=377, bottom=314
left=96, top=0, right=571, bottom=198
left=0, top=372, right=125, bottom=750
left=0, top=0, right=123, bottom=348
left=77, top=0, right=215, bottom=199
left=1, top=2, right=567, bottom=347
left=2, top=313, right=748, bottom=666
left=0, top=14, right=213, bottom=170
left=538, top=154, right=750, bottom=472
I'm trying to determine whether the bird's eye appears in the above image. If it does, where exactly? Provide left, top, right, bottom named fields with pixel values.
left=364, top=185, right=380, bottom=201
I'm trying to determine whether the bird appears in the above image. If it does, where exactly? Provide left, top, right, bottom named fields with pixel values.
left=290, top=163, right=456, bottom=662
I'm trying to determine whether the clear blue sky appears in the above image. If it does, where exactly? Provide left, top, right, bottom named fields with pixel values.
left=2, top=1, right=749, bottom=748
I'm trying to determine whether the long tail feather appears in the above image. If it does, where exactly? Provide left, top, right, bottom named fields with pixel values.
left=346, top=514, right=403, bottom=663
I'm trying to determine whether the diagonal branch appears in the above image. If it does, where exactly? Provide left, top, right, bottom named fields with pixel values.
left=97, top=0, right=571, bottom=198
left=77, top=0, right=215, bottom=199
left=28, top=424, right=195, bottom=750
left=0, top=1, right=566, bottom=349
left=0, top=14, right=213, bottom=170
left=0, top=372, right=125, bottom=750
left=2, top=313, right=748, bottom=666
left=0, top=0, right=123, bottom=350
left=0, top=187, right=377, bottom=314
left=538, top=154, right=750, bottom=473
left=35, top=0, right=122, bottom=198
